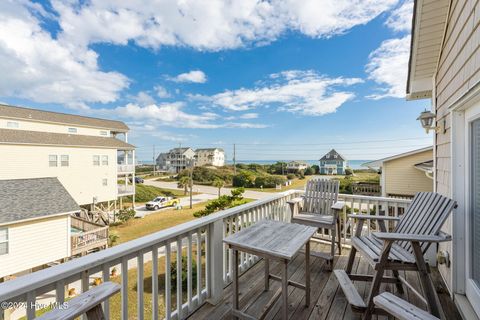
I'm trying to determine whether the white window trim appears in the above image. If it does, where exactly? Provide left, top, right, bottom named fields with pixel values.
left=6, top=121, right=19, bottom=128
left=68, top=127, right=77, bottom=133
left=102, top=155, right=109, bottom=166
left=61, top=155, right=69, bottom=167
left=93, top=155, right=100, bottom=166
left=0, top=228, right=8, bottom=255
left=102, top=178, right=108, bottom=186
left=49, top=155, right=58, bottom=167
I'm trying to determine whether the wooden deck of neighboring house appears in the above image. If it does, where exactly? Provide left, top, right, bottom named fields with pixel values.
left=70, top=216, right=109, bottom=256
left=189, top=243, right=461, bottom=320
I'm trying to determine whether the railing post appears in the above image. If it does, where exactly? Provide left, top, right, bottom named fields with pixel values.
left=207, top=219, right=224, bottom=305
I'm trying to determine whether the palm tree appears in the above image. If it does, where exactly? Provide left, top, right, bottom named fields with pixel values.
left=212, top=178, right=225, bottom=198
left=178, top=176, right=190, bottom=195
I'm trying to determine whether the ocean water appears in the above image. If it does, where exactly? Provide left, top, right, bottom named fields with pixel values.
left=226, top=160, right=371, bottom=170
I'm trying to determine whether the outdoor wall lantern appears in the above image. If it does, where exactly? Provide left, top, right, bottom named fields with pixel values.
left=417, top=109, right=445, bottom=133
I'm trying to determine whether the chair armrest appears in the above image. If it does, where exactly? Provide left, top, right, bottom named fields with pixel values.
left=331, top=201, right=345, bottom=211
left=287, top=197, right=304, bottom=205
left=347, top=214, right=400, bottom=221
left=372, top=232, right=452, bottom=243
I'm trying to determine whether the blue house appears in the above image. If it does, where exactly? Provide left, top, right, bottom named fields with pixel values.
left=319, top=149, right=347, bottom=175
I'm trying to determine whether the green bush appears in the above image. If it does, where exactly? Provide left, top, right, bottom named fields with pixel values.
left=194, top=188, right=246, bottom=217
left=286, top=173, right=296, bottom=180
left=232, top=171, right=256, bottom=187
left=304, top=167, right=315, bottom=175
left=345, top=168, right=353, bottom=176
left=311, top=165, right=320, bottom=174
left=116, top=208, right=136, bottom=222
left=171, top=256, right=197, bottom=291
left=254, top=175, right=286, bottom=188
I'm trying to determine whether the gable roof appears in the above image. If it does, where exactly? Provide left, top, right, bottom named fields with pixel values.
left=362, top=146, right=433, bottom=168
left=169, top=147, right=193, bottom=154
left=319, top=149, right=346, bottom=161
left=0, top=128, right=135, bottom=150
left=407, top=0, right=450, bottom=100
left=0, top=104, right=129, bottom=131
left=0, top=178, right=79, bottom=225
left=287, top=160, right=309, bottom=165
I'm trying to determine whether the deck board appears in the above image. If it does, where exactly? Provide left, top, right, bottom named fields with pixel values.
left=188, top=243, right=462, bottom=320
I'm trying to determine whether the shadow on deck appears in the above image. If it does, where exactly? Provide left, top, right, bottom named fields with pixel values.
left=189, top=243, right=461, bottom=320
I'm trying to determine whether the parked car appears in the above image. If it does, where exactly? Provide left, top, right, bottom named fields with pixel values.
left=145, top=196, right=179, bottom=210
left=130, top=177, right=144, bottom=183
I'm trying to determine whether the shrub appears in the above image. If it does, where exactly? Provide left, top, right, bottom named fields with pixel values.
left=254, top=175, right=286, bottom=188
left=304, top=167, right=315, bottom=175
left=286, top=174, right=296, bottom=180
left=232, top=171, right=255, bottom=187
left=311, top=165, right=320, bottom=174
left=296, top=170, right=305, bottom=179
left=171, top=256, right=197, bottom=291
left=345, top=168, right=353, bottom=176
left=116, top=208, right=136, bottom=222
left=194, top=188, right=246, bottom=217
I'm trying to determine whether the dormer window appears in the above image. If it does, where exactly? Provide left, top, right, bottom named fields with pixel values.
left=68, top=127, right=77, bottom=133
left=334, top=155, right=337, bottom=159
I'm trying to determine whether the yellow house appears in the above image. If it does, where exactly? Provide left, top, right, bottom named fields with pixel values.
left=363, top=146, right=433, bottom=198
left=0, top=177, right=79, bottom=280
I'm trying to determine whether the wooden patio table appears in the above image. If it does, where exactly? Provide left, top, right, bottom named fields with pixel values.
left=223, top=219, right=317, bottom=320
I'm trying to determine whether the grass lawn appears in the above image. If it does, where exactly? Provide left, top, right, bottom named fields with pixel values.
left=326, top=171, right=380, bottom=184
left=110, top=203, right=206, bottom=245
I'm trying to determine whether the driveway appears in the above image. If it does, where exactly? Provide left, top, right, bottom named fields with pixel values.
left=134, top=193, right=216, bottom=218
left=144, top=180, right=276, bottom=200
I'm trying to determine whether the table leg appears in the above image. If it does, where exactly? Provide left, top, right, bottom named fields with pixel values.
left=232, top=249, right=239, bottom=319
left=282, top=260, right=288, bottom=320
left=264, top=258, right=270, bottom=291
left=305, top=241, right=310, bottom=307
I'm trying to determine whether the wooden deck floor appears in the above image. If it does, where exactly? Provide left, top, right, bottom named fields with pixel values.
left=189, top=243, right=461, bottom=320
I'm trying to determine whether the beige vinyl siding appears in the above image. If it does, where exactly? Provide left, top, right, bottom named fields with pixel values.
left=0, top=215, right=70, bottom=278
left=0, top=145, right=118, bottom=205
left=383, top=150, right=433, bottom=197
left=0, top=118, right=110, bottom=137
left=434, top=0, right=480, bottom=292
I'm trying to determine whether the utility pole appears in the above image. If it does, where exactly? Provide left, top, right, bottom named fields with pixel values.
left=233, top=143, right=236, bottom=175
left=152, top=145, right=156, bottom=176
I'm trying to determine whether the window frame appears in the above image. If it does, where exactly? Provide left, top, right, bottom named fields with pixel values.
left=0, top=228, right=9, bottom=255
left=102, top=155, right=109, bottom=166
left=68, top=127, right=77, bottom=133
left=102, top=178, right=108, bottom=186
left=93, top=155, right=100, bottom=166
left=6, top=121, right=19, bottom=128
left=60, top=155, right=69, bottom=167
left=49, top=155, right=58, bottom=167
left=100, top=131, right=108, bottom=136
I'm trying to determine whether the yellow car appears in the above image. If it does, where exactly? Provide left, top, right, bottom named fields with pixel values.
left=145, top=196, right=180, bottom=210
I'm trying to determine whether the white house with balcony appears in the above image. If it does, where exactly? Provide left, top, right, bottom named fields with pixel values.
left=195, top=148, right=225, bottom=167
left=286, top=161, right=309, bottom=172
left=0, top=104, right=136, bottom=223
left=156, top=147, right=196, bottom=173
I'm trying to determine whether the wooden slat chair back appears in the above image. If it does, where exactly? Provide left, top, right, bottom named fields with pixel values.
left=394, top=192, right=456, bottom=254
left=303, top=179, right=339, bottom=215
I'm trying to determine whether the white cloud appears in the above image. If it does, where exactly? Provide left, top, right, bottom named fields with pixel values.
left=154, top=85, right=171, bottom=98
left=129, top=91, right=156, bottom=105
left=366, top=36, right=410, bottom=99
left=170, top=70, right=207, bottom=83
left=102, top=102, right=267, bottom=129
left=385, top=1, right=413, bottom=32
left=0, top=1, right=129, bottom=107
left=239, top=113, right=259, bottom=119
left=195, top=70, right=362, bottom=116
left=52, top=0, right=397, bottom=51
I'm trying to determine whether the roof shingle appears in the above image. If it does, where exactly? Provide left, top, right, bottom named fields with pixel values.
left=0, top=178, right=79, bottom=225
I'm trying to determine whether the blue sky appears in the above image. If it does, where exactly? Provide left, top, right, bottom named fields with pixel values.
left=0, top=0, right=432, bottom=161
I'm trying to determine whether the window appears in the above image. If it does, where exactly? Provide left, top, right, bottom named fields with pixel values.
left=68, top=127, right=77, bottom=133
left=102, top=178, right=108, bottom=186
left=100, top=131, right=108, bottom=136
left=6, top=121, right=19, bottom=128
left=61, top=155, right=69, bottom=167
left=49, top=155, right=57, bottom=167
left=102, top=155, right=109, bottom=166
left=0, top=228, right=8, bottom=255
left=93, top=155, right=100, bottom=166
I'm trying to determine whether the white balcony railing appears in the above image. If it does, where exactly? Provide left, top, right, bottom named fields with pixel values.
left=0, top=191, right=411, bottom=320
left=117, top=164, right=135, bottom=173
left=117, top=184, right=135, bottom=196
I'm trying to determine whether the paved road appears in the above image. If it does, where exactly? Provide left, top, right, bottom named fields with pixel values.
left=134, top=193, right=216, bottom=218
left=144, top=179, right=276, bottom=200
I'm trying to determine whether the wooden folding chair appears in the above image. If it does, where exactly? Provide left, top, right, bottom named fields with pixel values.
left=334, top=192, right=456, bottom=320
left=288, top=179, right=345, bottom=270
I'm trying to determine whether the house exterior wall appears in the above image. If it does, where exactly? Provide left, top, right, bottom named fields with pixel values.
left=383, top=149, right=433, bottom=197
left=0, top=215, right=70, bottom=278
left=320, top=160, right=346, bottom=175
left=0, top=144, right=118, bottom=205
left=434, top=0, right=480, bottom=292
left=0, top=118, right=112, bottom=137
left=196, top=149, right=225, bottom=166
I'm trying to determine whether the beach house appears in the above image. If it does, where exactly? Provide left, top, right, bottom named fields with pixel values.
left=319, top=149, right=347, bottom=175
